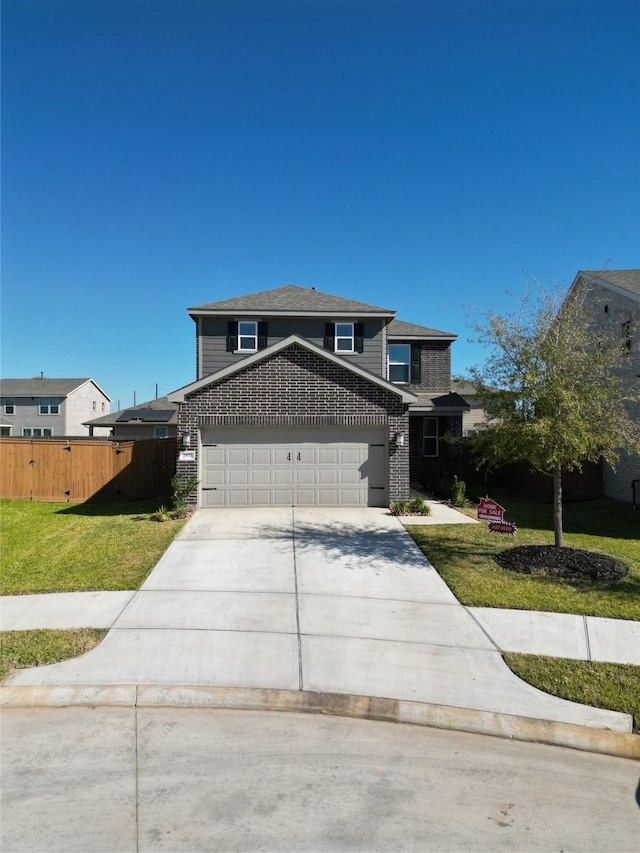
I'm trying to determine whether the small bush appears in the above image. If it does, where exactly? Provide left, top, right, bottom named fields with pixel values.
left=408, top=497, right=431, bottom=515
left=391, top=498, right=431, bottom=516
left=390, top=500, right=410, bottom=516
left=170, top=474, right=199, bottom=517
left=450, top=475, right=467, bottom=507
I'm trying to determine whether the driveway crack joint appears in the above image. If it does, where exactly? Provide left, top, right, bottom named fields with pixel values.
left=292, top=507, right=304, bottom=691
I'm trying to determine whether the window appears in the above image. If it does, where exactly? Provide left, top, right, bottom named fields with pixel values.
left=388, top=345, right=410, bottom=383
left=39, top=397, right=61, bottom=414
left=154, top=426, right=168, bottom=438
left=92, top=401, right=97, bottom=411
left=23, top=428, right=52, bottom=437
left=238, top=321, right=258, bottom=351
left=622, top=320, right=632, bottom=354
left=423, top=418, right=438, bottom=456
left=335, top=323, right=354, bottom=352
left=227, top=320, right=268, bottom=352
left=102, top=402, right=106, bottom=412
left=5, top=398, right=15, bottom=415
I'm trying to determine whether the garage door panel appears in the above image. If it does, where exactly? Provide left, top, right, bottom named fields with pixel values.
left=199, top=427, right=387, bottom=507
left=250, top=469, right=272, bottom=485
left=250, top=448, right=272, bottom=465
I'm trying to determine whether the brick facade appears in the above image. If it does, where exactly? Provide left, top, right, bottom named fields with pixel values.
left=176, top=343, right=410, bottom=507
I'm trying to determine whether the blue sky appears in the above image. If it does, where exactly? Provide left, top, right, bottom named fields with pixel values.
left=2, top=0, right=639, bottom=410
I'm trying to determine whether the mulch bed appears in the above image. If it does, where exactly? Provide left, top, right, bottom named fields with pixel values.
left=495, top=545, right=629, bottom=581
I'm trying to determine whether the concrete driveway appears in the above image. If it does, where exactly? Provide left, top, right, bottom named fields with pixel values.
left=4, top=507, right=633, bottom=746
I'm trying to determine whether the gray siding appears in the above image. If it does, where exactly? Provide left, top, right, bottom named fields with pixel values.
left=573, top=275, right=640, bottom=503
left=0, top=397, right=67, bottom=436
left=198, top=317, right=386, bottom=378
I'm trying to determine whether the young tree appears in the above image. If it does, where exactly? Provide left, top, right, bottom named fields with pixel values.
left=468, top=282, right=640, bottom=546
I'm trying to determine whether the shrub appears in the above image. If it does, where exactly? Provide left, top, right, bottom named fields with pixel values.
left=170, top=474, right=199, bottom=517
left=408, top=496, right=431, bottom=515
left=450, top=475, right=467, bottom=507
left=390, top=500, right=410, bottom=516
left=391, top=498, right=431, bottom=516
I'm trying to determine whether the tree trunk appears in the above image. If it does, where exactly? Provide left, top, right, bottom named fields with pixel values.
left=553, top=464, right=563, bottom=547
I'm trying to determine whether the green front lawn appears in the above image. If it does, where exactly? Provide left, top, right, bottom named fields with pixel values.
left=0, top=629, right=107, bottom=682
left=406, top=491, right=640, bottom=620
left=0, top=499, right=187, bottom=595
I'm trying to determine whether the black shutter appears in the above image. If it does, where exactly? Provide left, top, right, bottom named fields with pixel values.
left=411, top=344, right=421, bottom=383
left=226, top=320, right=238, bottom=352
left=258, top=321, right=268, bottom=350
left=324, top=322, right=335, bottom=350
left=354, top=323, right=364, bottom=353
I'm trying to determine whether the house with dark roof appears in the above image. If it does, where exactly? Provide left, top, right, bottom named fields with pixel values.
left=565, top=269, right=640, bottom=504
left=84, top=396, right=178, bottom=439
left=0, top=377, right=111, bottom=437
left=169, top=284, right=468, bottom=508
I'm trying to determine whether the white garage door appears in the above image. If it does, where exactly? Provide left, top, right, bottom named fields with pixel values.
left=200, top=426, right=387, bottom=507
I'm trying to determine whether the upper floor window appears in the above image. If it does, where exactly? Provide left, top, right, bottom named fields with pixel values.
left=335, top=323, right=355, bottom=352
left=226, top=320, right=268, bottom=353
left=388, top=345, right=410, bottom=383
left=23, top=427, right=52, bottom=437
left=238, top=321, right=258, bottom=351
left=154, top=426, right=168, bottom=438
left=5, top=398, right=15, bottom=415
left=324, top=322, right=364, bottom=354
left=39, top=397, right=61, bottom=415
left=622, top=320, right=632, bottom=354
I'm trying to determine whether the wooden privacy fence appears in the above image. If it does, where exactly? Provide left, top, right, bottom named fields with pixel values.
left=0, top=437, right=177, bottom=503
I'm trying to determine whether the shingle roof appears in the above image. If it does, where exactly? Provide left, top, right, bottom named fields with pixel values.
left=410, top=391, right=470, bottom=412
left=581, top=270, right=640, bottom=298
left=0, top=378, right=110, bottom=398
left=387, top=318, right=457, bottom=339
left=84, top=396, right=177, bottom=427
left=189, top=285, right=396, bottom=316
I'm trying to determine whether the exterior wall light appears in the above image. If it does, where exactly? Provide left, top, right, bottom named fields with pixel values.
left=395, top=432, right=405, bottom=446
left=182, top=432, right=192, bottom=447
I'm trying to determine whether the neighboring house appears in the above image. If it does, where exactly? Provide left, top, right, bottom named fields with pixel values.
left=566, top=269, right=640, bottom=504
left=0, top=377, right=111, bottom=437
left=84, top=396, right=178, bottom=438
left=169, top=284, right=467, bottom=508
left=450, top=379, right=490, bottom=437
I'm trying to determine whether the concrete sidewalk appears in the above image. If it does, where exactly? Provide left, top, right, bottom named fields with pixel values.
left=1, top=505, right=637, bottom=756
left=2, top=593, right=638, bottom=665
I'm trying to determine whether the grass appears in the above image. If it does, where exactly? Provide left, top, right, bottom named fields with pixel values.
left=406, top=490, right=640, bottom=620
left=0, top=498, right=188, bottom=595
left=0, top=629, right=107, bottom=682
left=505, top=654, right=640, bottom=734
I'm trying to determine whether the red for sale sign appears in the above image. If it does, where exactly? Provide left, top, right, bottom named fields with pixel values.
left=477, top=498, right=505, bottom=521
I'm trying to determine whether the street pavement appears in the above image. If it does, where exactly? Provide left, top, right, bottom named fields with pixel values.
left=2, top=705, right=639, bottom=852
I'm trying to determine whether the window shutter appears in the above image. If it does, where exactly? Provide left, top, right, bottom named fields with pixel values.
left=354, top=323, right=364, bottom=353
left=411, top=344, right=421, bottom=383
left=324, top=322, right=335, bottom=350
left=226, top=320, right=238, bottom=352
left=258, top=321, right=268, bottom=350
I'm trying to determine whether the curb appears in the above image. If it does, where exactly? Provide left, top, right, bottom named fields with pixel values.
left=2, top=684, right=637, bottom=760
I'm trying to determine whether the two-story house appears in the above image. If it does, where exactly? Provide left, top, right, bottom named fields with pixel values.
left=566, top=270, right=640, bottom=504
left=169, top=285, right=467, bottom=508
left=0, top=377, right=111, bottom=438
